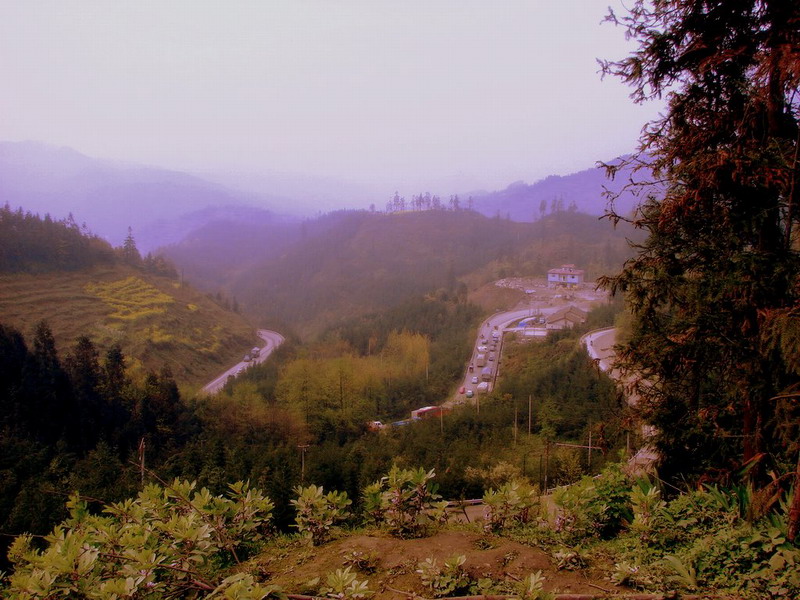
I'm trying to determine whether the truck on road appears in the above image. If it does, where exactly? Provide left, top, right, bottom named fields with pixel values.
left=476, top=353, right=486, bottom=367
left=481, top=366, right=492, bottom=382
left=411, top=405, right=450, bottom=420
left=477, top=381, right=490, bottom=394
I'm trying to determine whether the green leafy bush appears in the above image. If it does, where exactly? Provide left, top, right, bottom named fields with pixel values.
left=5, top=480, right=275, bottom=599
left=552, top=463, right=632, bottom=542
left=629, top=478, right=667, bottom=545
left=291, top=484, right=351, bottom=546
left=416, top=554, right=471, bottom=598
left=319, top=566, right=373, bottom=599
left=613, top=484, right=800, bottom=598
left=366, top=466, right=440, bottom=538
left=482, top=479, right=540, bottom=532
left=515, top=571, right=554, bottom=600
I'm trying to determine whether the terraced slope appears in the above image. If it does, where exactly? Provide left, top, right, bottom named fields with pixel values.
left=0, top=264, right=257, bottom=386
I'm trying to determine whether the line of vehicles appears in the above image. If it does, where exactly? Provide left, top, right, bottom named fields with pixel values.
left=369, top=324, right=504, bottom=431
left=372, top=323, right=506, bottom=432
left=234, top=347, right=262, bottom=375
left=369, top=404, right=451, bottom=430
left=243, top=346, right=260, bottom=362
left=466, top=326, right=501, bottom=396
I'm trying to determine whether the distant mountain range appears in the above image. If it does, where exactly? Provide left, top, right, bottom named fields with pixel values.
left=0, top=141, right=288, bottom=251
left=0, top=141, right=654, bottom=253
left=471, top=156, right=653, bottom=221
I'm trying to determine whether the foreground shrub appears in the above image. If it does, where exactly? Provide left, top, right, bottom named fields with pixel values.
left=610, top=484, right=800, bottom=598
left=482, top=479, right=540, bottom=532
left=5, top=480, right=276, bottom=599
left=552, top=463, right=633, bottom=542
left=291, top=484, right=351, bottom=546
left=363, top=466, right=440, bottom=538
left=417, top=554, right=471, bottom=598
left=318, top=566, right=373, bottom=599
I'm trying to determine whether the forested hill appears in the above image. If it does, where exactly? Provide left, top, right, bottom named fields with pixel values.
left=0, top=206, right=256, bottom=385
left=216, top=208, right=636, bottom=338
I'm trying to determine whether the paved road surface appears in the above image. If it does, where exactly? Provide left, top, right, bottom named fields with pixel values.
left=582, top=327, right=658, bottom=471
left=583, top=327, right=616, bottom=374
left=447, top=306, right=568, bottom=407
left=201, top=329, right=285, bottom=395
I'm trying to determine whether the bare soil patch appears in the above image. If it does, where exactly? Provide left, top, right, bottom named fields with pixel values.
left=257, top=528, right=620, bottom=598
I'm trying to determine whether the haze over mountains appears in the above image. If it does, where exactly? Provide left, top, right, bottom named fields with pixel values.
left=470, top=157, right=645, bottom=221
left=0, top=141, right=285, bottom=252
left=1, top=141, right=645, bottom=252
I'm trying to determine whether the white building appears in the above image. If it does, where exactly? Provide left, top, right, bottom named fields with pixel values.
left=547, top=264, right=585, bottom=288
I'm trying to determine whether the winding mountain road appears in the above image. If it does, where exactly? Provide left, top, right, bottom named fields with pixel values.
left=582, top=327, right=659, bottom=472
left=201, top=329, right=284, bottom=395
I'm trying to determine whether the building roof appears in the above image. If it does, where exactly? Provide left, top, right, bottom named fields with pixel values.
left=548, top=264, right=585, bottom=276
left=546, top=305, right=588, bottom=324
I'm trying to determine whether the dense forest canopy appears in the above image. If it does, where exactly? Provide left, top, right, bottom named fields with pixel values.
left=0, top=204, right=115, bottom=272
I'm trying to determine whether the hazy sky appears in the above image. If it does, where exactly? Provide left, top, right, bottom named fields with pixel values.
left=1, top=1, right=663, bottom=196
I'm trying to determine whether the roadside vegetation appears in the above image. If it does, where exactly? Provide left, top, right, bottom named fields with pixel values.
left=3, top=1, right=800, bottom=594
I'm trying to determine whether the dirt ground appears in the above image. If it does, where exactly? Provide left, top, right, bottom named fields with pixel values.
left=257, top=528, right=623, bottom=598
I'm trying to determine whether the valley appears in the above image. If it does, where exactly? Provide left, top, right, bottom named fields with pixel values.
left=3, top=1, right=800, bottom=596
left=3, top=183, right=797, bottom=598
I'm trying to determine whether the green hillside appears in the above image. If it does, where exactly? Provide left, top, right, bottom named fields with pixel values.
left=0, top=266, right=256, bottom=386
left=0, top=206, right=256, bottom=386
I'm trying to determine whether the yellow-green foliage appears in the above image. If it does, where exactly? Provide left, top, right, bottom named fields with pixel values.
left=198, top=382, right=306, bottom=439
left=275, top=331, right=429, bottom=417
left=84, top=276, right=174, bottom=321
left=144, top=325, right=174, bottom=345
left=0, top=266, right=255, bottom=386
left=382, top=330, right=430, bottom=375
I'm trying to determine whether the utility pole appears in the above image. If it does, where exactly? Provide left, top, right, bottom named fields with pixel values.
left=138, top=437, right=146, bottom=488
left=528, top=395, right=532, bottom=437
left=544, top=441, right=550, bottom=492
left=298, top=444, right=310, bottom=483
left=626, top=431, right=631, bottom=458
left=513, top=402, right=518, bottom=446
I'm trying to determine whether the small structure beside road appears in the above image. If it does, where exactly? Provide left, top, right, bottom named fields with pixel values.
left=545, top=305, right=587, bottom=330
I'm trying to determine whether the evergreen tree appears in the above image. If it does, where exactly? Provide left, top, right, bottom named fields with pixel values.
left=21, top=321, right=72, bottom=444
left=0, top=323, right=28, bottom=429
left=600, top=0, right=800, bottom=483
left=121, top=226, right=141, bottom=265
left=64, top=336, right=104, bottom=450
